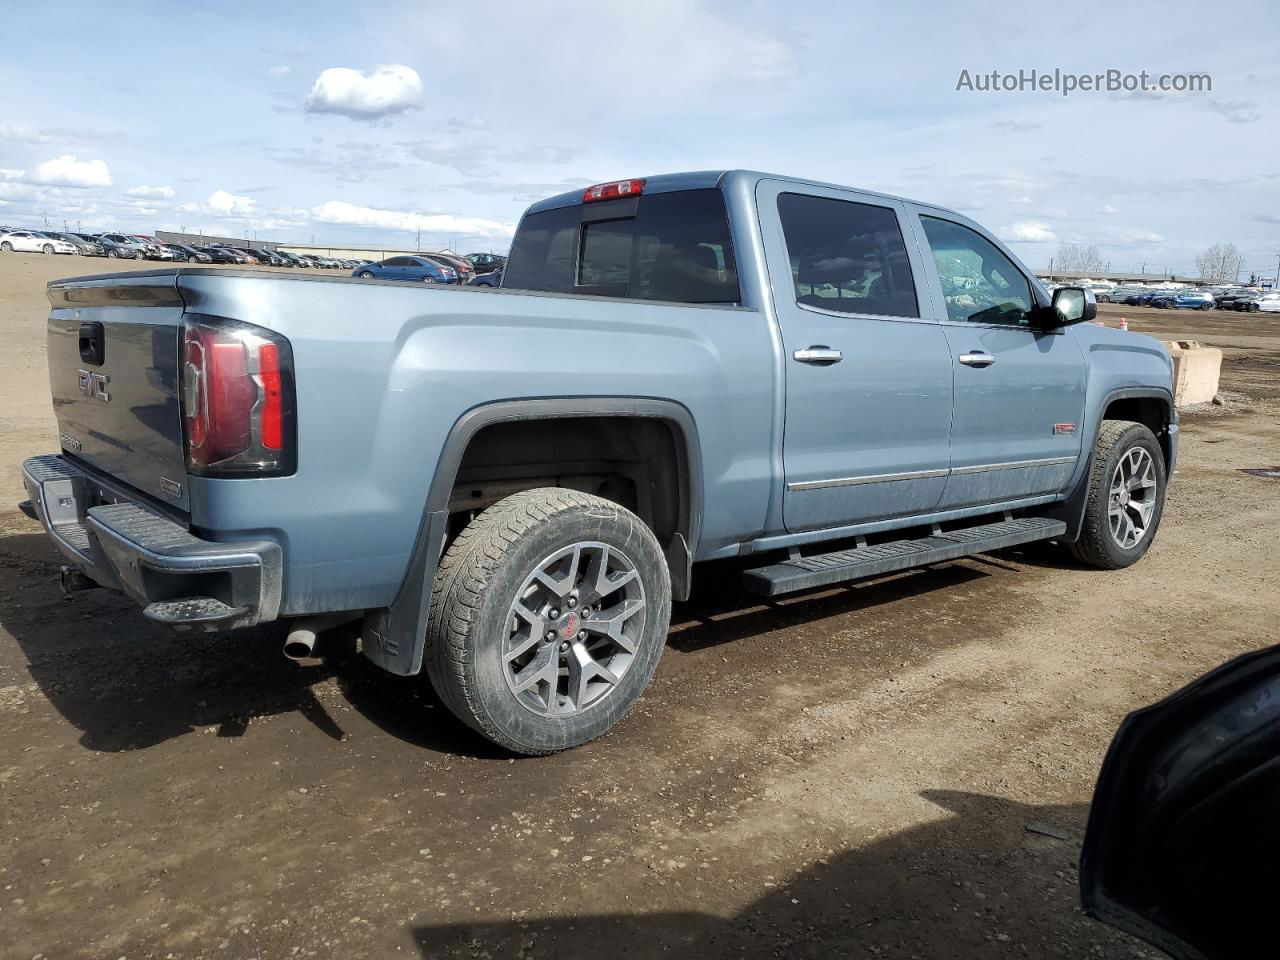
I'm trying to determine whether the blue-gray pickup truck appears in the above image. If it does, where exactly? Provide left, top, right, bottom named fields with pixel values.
left=20, top=170, right=1176, bottom=754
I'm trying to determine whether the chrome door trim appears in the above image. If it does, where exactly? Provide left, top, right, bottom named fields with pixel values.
left=790, top=456, right=1076, bottom=491
left=949, top=455, right=1077, bottom=476
left=787, top=467, right=949, bottom=492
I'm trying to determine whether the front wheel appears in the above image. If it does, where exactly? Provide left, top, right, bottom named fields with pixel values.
left=42, top=244, right=53, bottom=255
left=1250, top=303, right=1261, bottom=312
left=426, top=488, right=671, bottom=755
left=357, top=271, right=374, bottom=279
left=1069, top=420, right=1167, bottom=569
left=1200, top=303, right=1212, bottom=310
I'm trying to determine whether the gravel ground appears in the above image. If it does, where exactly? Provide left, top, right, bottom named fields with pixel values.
left=1, top=253, right=1277, bottom=959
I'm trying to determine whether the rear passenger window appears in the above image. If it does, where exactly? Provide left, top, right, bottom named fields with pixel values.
left=504, top=189, right=740, bottom=304
left=777, top=193, right=919, bottom=318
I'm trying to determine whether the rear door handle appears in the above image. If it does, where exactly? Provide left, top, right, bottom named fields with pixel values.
left=958, top=351, right=995, bottom=367
left=793, top=346, right=843, bottom=365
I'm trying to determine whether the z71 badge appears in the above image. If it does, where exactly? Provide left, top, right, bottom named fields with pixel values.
left=1053, top=422, right=1077, bottom=435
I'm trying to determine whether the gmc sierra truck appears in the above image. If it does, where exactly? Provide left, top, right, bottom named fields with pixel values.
left=19, top=170, right=1176, bottom=754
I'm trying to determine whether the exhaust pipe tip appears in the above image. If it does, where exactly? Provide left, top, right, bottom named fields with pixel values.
left=283, top=626, right=319, bottom=661
left=282, top=613, right=359, bottom=662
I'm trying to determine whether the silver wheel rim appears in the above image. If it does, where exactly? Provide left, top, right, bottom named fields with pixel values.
left=1109, top=446, right=1158, bottom=550
left=502, top=541, right=646, bottom=718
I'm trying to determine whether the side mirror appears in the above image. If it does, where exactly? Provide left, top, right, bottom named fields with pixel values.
left=1049, top=286, right=1097, bottom=326
left=1081, top=645, right=1280, bottom=959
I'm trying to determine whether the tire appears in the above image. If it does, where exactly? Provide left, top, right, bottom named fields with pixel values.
left=107, top=249, right=118, bottom=258
left=1250, top=303, right=1260, bottom=312
left=426, top=488, right=671, bottom=755
left=0, top=242, right=11, bottom=252
left=1069, top=420, right=1167, bottom=570
left=357, top=271, right=374, bottom=279
left=1201, top=303, right=1212, bottom=310
left=42, top=244, right=53, bottom=255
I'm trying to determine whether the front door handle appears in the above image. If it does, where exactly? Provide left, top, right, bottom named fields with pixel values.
left=794, top=346, right=843, bottom=365
left=959, top=351, right=996, bottom=367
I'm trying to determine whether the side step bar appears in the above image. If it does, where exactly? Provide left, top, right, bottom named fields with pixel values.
left=742, top=516, right=1066, bottom=597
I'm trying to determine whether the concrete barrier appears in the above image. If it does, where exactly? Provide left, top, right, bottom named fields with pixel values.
left=1163, top=340, right=1222, bottom=407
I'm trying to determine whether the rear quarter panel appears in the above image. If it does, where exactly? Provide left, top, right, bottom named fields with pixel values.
left=175, top=274, right=777, bottom=615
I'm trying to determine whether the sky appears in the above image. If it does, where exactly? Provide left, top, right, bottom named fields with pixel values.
left=1, top=0, right=1277, bottom=274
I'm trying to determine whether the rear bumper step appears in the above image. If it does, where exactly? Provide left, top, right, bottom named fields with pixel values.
left=742, top=516, right=1066, bottom=596
left=20, top=454, right=281, bottom=631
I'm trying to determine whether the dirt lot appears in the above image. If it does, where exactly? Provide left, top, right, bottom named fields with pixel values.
left=2, top=253, right=1277, bottom=960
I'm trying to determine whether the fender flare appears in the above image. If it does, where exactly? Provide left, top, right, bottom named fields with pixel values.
left=1047, top=386, right=1177, bottom=543
left=363, top=397, right=704, bottom=676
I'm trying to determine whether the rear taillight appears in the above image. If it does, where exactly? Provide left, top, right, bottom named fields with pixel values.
left=180, top=317, right=296, bottom=476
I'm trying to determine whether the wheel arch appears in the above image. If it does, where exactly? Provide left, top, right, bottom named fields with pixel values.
left=362, top=397, right=703, bottom=676
left=1046, top=386, right=1177, bottom=544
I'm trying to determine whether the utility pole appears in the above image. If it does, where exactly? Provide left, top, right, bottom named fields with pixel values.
left=416, top=226, right=421, bottom=251
left=42, top=210, right=49, bottom=228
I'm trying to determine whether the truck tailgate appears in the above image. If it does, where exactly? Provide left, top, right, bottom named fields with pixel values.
left=46, top=273, right=189, bottom=511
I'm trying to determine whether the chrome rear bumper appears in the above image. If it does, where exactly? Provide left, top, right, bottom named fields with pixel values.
left=20, top=454, right=281, bottom=631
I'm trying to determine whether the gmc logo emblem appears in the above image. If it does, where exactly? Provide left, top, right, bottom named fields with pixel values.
left=77, top=369, right=111, bottom=403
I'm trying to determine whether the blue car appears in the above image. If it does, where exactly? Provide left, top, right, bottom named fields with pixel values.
left=353, top=255, right=458, bottom=283
left=1151, top=290, right=1215, bottom=310
left=468, top=267, right=503, bottom=287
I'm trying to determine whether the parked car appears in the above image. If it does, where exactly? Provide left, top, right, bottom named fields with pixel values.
left=1253, top=292, right=1280, bottom=313
left=429, top=252, right=476, bottom=283
left=0, top=230, right=77, bottom=255
left=100, top=233, right=153, bottom=259
left=90, top=234, right=142, bottom=259
left=128, top=235, right=173, bottom=260
left=1232, top=292, right=1264, bottom=312
left=244, top=248, right=285, bottom=266
left=1151, top=290, right=1215, bottom=310
left=469, top=267, right=503, bottom=287
left=21, top=170, right=1175, bottom=756
left=197, top=245, right=243, bottom=264
left=163, top=243, right=213, bottom=264
left=466, top=252, right=506, bottom=272
left=353, top=255, right=458, bottom=283
left=1214, top=287, right=1256, bottom=309
left=43, top=232, right=105, bottom=256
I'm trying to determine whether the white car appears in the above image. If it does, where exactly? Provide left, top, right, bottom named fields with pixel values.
left=1255, top=292, right=1280, bottom=314
left=0, top=230, right=77, bottom=255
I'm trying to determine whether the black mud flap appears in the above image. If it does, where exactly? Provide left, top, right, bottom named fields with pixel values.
left=1081, top=645, right=1280, bottom=960
left=361, top=509, right=448, bottom=676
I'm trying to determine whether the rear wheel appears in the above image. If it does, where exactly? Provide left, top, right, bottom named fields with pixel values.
left=0, top=241, right=11, bottom=252
left=426, top=488, right=671, bottom=755
left=1070, top=420, right=1167, bottom=569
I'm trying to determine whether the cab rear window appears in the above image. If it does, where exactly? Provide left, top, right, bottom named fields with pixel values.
left=503, top=189, right=740, bottom=304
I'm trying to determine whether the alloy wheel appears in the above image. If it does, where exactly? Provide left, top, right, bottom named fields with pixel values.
left=1109, top=447, right=1158, bottom=550
left=502, top=541, right=646, bottom=717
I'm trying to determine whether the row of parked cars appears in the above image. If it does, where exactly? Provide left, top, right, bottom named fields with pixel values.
left=349, top=252, right=507, bottom=286
left=0, top=226, right=510, bottom=282
left=1094, top=285, right=1279, bottom=312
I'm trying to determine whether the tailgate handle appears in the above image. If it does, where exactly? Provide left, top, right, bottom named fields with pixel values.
left=79, top=322, right=105, bottom=365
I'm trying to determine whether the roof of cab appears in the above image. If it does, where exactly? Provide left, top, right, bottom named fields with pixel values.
left=520, top=169, right=953, bottom=219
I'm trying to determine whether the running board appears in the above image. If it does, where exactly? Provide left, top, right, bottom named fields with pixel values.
left=741, top=516, right=1066, bottom=597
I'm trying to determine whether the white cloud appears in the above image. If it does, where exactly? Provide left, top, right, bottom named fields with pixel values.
left=1099, top=204, right=1119, bottom=215
left=126, top=184, right=175, bottom=199
left=268, top=65, right=291, bottom=77
left=1010, top=195, right=1032, bottom=205
left=0, top=168, right=23, bottom=180
left=304, top=65, right=423, bottom=119
left=1000, top=221, right=1058, bottom=243
left=311, top=200, right=514, bottom=240
left=179, top=190, right=257, bottom=217
left=1122, top=231, right=1164, bottom=246
left=26, top=154, right=112, bottom=188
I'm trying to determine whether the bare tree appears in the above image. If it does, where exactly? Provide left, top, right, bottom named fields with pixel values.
left=1196, top=243, right=1243, bottom=283
left=1054, top=243, right=1104, bottom=275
